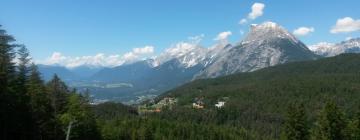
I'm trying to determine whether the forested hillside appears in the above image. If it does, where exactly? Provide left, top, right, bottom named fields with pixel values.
left=152, top=53, right=360, bottom=139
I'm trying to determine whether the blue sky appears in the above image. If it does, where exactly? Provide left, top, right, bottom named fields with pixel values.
left=0, top=0, right=359, bottom=67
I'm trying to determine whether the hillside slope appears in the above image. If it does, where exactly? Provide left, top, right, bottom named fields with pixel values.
left=155, top=53, right=360, bottom=138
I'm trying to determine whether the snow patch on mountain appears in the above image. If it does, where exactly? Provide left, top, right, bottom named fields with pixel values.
left=309, top=38, right=360, bottom=57
left=245, top=22, right=300, bottom=45
left=194, top=21, right=317, bottom=79
left=155, top=41, right=208, bottom=68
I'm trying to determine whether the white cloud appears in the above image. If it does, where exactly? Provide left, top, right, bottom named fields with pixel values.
left=47, top=52, right=67, bottom=64
left=239, top=18, right=247, bottom=24
left=248, top=3, right=265, bottom=20
left=214, top=31, right=232, bottom=42
left=133, top=45, right=154, bottom=55
left=42, top=46, right=155, bottom=68
left=293, top=27, right=315, bottom=36
left=239, top=3, right=265, bottom=25
left=188, top=34, right=205, bottom=44
left=330, top=17, right=360, bottom=33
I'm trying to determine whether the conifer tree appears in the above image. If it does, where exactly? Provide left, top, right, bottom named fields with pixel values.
left=47, top=74, right=70, bottom=139
left=344, top=106, right=360, bottom=139
left=0, top=25, right=30, bottom=139
left=0, top=25, right=16, bottom=94
left=27, top=63, right=55, bottom=139
left=282, top=103, right=309, bottom=140
left=13, top=44, right=36, bottom=138
left=47, top=74, right=69, bottom=115
left=355, top=107, right=360, bottom=139
left=312, top=101, right=347, bottom=140
left=16, top=44, right=30, bottom=97
left=60, top=93, right=101, bottom=140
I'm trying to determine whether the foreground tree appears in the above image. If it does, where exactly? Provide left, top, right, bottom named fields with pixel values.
left=47, top=74, right=70, bottom=139
left=312, top=101, right=347, bottom=140
left=47, top=74, right=70, bottom=115
left=15, top=44, right=30, bottom=97
left=60, top=93, right=101, bottom=140
left=281, top=103, right=309, bottom=140
left=14, top=44, right=36, bottom=138
left=0, top=25, right=35, bottom=139
left=0, top=24, right=102, bottom=140
left=27, top=64, right=56, bottom=139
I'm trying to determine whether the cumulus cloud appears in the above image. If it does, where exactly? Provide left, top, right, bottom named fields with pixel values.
left=214, top=31, right=232, bottom=43
left=239, top=2, right=265, bottom=24
left=133, top=45, right=154, bottom=55
left=330, top=17, right=360, bottom=33
left=188, top=34, right=205, bottom=44
left=293, top=27, right=315, bottom=36
left=248, top=3, right=265, bottom=20
left=42, top=46, right=155, bottom=68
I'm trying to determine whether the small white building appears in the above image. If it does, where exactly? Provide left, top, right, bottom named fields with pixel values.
left=193, top=103, right=204, bottom=109
left=215, top=101, right=225, bottom=108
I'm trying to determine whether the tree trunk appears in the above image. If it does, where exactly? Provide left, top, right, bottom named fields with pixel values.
left=65, top=121, right=73, bottom=140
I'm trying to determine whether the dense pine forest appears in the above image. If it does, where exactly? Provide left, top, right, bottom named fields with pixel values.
left=2, top=25, right=360, bottom=140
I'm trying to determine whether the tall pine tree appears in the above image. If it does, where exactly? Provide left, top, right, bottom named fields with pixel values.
left=0, top=25, right=32, bottom=140
left=312, top=101, right=347, bottom=140
left=47, top=74, right=70, bottom=139
left=47, top=74, right=69, bottom=115
left=281, top=103, right=309, bottom=140
left=27, top=63, right=56, bottom=139
left=14, top=44, right=35, bottom=139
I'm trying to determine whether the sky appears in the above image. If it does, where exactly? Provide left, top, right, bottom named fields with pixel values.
left=0, top=0, right=359, bottom=68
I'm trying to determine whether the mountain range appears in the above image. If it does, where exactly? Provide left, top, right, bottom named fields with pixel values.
left=37, top=22, right=360, bottom=103
left=309, top=38, right=360, bottom=57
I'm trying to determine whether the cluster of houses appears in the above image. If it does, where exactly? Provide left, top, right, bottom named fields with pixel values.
left=192, top=97, right=227, bottom=109
left=154, top=97, right=177, bottom=108
left=139, top=97, right=177, bottom=113
left=139, top=96, right=228, bottom=114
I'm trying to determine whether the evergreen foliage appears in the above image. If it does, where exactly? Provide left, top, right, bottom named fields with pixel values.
left=312, top=101, right=347, bottom=140
left=0, top=25, right=100, bottom=140
left=282, top=103, right=309, bottom=140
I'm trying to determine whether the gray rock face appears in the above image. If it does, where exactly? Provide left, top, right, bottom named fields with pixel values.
left=195, top=22, right=318, bottom=78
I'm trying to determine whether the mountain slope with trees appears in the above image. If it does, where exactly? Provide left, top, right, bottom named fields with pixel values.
left=153, top=53, right=360, bottom=139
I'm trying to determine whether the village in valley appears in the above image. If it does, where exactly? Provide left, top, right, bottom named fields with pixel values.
left=138, top=96, right=228, bottom=113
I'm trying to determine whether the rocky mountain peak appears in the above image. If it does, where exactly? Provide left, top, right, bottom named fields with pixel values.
left=244, top=21, right=299, bottom=45
left=194, top=22, right=317, bottom=79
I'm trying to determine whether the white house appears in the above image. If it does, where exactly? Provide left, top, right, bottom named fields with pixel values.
left=215, top=101, right=225, bottom=108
